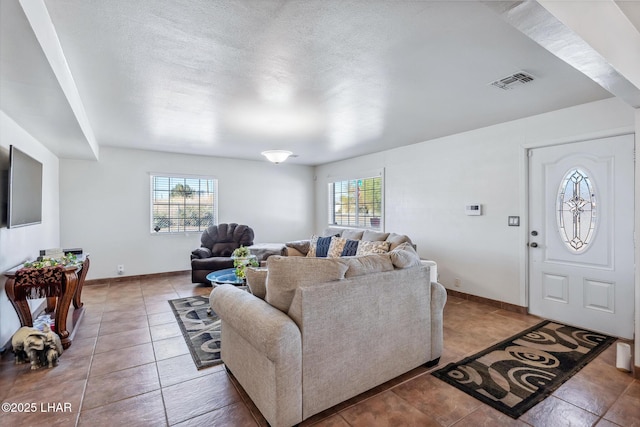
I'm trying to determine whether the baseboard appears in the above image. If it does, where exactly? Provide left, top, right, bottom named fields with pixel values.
left=84, top=270, right=190, bottom=285
left=445, top=289, right=527, bottom=315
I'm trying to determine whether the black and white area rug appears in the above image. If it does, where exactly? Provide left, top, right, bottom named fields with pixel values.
left=168, top=295, right=222, bottom=370
left=432, top=320, right=616, bottom=418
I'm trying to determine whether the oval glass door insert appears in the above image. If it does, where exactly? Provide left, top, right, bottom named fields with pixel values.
left=557, top=168, right=597, bottom=252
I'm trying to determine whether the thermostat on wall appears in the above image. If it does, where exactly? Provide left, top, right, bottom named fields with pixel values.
left=465, top=204, right=482, bottom=216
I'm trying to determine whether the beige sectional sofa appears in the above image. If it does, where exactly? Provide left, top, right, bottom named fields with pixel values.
left=210, top=242, right=447, bottom=427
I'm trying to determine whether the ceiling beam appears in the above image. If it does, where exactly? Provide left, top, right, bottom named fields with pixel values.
left=19, top=0, right=99, bottom=160
left=484, top=0, right=640, bottom=108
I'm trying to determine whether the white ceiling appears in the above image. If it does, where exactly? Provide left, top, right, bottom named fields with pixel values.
left=1, top=0, right=639, bottom=165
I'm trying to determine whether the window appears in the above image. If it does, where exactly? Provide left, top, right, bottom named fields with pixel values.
left=328, top=171, right=383, bottom=230
left=150, top=175, right=217, bottom=233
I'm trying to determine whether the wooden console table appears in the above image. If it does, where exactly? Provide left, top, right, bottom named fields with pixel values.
left=4, top=256, right=89, bottom=349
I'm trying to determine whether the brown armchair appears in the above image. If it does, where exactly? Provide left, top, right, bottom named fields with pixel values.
left=191, top=223, right=255, bottom=283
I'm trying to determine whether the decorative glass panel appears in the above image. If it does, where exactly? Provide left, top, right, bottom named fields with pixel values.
left=557, top=168, right=597, bottom=252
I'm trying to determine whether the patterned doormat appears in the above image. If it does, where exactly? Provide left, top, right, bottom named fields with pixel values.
left=168, top=295, right=222, bottom=370
left=432, top=320, right=616, bottom=418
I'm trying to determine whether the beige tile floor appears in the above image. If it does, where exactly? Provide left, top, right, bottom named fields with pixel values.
left=0, top=272, right=638, bottom=426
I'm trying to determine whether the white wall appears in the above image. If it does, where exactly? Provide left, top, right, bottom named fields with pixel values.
left=59, top=147, right=315, bottom=280
left=315, top=97, right=635, bottom=307
left=0, top=112, right=60, bottom=347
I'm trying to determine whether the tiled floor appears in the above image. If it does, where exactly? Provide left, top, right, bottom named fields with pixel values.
left=0, top=272, right=638, bottom=426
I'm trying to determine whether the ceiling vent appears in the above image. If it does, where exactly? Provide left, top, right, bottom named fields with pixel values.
left=489, top=71, right=535, bottom=90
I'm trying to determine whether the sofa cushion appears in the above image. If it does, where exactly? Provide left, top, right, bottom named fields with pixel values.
left=386, top=233, right=413, bottom=251
left=265, top=256, right=348, bottom=312
left=345, top=254, right=394, bottom=278
left=362, top=230, right=390, bottom=241
left=246, top=267, right=268, bottom=299
left=389, top=242, right=422, bottom=269
left=341, top=229, right=364, bottom=240
left=285, top=240, right=311, bottom=255
left=356, top=240, right=390, bottom=256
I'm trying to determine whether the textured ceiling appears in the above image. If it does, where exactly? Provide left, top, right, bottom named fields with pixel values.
left=1, top=0, right=638, bottom=165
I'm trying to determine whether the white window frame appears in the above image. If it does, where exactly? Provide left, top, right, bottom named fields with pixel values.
left=149, top=173, right=218, bottom=234
left=327, top=168, right=384, bottom=230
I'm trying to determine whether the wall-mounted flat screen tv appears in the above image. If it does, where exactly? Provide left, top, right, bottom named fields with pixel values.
left=8, top=145, right=42, bottom=228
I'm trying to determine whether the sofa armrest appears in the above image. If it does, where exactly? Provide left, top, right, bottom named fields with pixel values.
left=191, top=247, right=212, bottom=260
left=210, top=285, right=301, bottom=362
left=210, top=285, right=302, bottom=427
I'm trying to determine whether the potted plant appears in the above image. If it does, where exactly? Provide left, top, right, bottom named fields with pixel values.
left=231, top=246, right=259, bottom=280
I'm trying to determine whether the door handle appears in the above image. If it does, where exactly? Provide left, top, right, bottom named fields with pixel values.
left=529, top=242, right=538, bottom=248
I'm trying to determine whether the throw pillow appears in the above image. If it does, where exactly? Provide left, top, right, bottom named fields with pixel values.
left=307, top=234, right=339, bottom=257
left=285, top=240, right=311, bottom=255
left=345, top=254, right=394, bottom=278
left=386, top=233, right=413, bottom=251
left=245, top=267, right=268, bottom=299
left=389, top=241, right=422, bottom=268
left=327, top=237, right=347, bottom=258
left=315, top=236, right=333, bottom=257
left=307, top=235, right=320, bottom=257
left=265, top=256, right=348, bottom=312
left=356, top=240, right=390, bottom=256
left=340, top=239, right=359, bottom=256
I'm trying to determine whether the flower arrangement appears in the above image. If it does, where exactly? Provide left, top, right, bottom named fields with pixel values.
left=231, top=246, right=251, bottom=259
left=232, top=246, right=258, bottom=280
left=23, top=253, right=78, bottom=269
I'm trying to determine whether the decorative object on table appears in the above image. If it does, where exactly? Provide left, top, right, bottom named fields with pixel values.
left=168, top=295, right=222, bottom=370
left=39, top=247, right=83, bottom=257
left=11, top=324, right=63, bottom=370
left=431, top=320, right=616, bottom=419
left=231, top=245, right=259, bottom=280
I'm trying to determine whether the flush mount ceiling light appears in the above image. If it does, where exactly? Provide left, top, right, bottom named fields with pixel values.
left=261, top=150, right=293, bottom=164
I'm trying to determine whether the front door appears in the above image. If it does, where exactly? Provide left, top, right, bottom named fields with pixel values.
left=528, top=135, right=634, bottom=339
